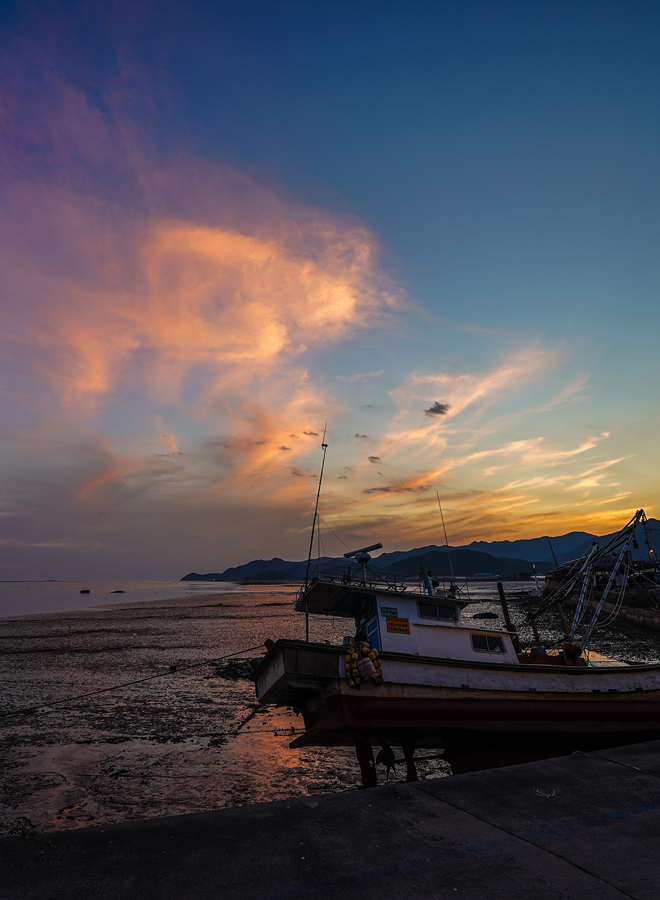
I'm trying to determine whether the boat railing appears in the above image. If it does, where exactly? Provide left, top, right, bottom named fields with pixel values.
left=296, top=563, right=429, bottom=606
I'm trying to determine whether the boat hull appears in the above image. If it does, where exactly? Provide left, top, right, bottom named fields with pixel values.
left=293, top=684, right=660, bottom=742
left=253, top=640, right=660, bottom=771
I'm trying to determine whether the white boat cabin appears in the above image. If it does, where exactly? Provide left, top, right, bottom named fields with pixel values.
left=298, top=579, right=519, bottom=665
left=359, top=590, right=519, bottom=664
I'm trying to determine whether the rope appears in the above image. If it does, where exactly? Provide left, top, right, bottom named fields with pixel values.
left=234, top=727, right=306, bottom=736
left=0, top=643, right=266, bottom=722
left=317, top=515, right=352, bottom=552
left=593, top=585, right=626, bottom=629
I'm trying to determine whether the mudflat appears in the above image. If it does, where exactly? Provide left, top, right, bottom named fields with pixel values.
left=2, top=584, right=656, bottom=835
left=0, top=587, right=448, bottom=832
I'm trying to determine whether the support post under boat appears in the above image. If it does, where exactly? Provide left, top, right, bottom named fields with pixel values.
left=401, top=735, right=418, bottom=782
left=355, top=735, right=418, bottom=786
left=354, top=737, right=378, bottom=788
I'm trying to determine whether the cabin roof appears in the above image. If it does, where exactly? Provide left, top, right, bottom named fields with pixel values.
left=295, top=580, right=375, bottom=617
left=295, top=577, right=469, bottom=618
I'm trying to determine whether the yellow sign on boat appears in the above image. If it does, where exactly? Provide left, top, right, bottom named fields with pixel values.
left=386, top=617, right=410, bottom=634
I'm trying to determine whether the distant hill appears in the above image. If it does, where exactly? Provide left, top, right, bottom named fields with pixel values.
left=181, top=518, right=659, bottom=582
left=182, top=556, right=351, bottom=582
left=181, top=558, right=295, bottom=582
left=382, top=549, right=543, bottom=578
left=366, top=544, right=447, bottom=568
left=452, top=519, right=659, bottom=564
left=457, top=532, right=598, bottom=562
left=181, top=573, right=224, bottom=581
left=238, top=568, right=301, bottom=581
left=182, top=549, right=542, bottom=582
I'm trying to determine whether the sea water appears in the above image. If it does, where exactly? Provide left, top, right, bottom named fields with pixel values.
left=0, top=579, right=244, bottom=618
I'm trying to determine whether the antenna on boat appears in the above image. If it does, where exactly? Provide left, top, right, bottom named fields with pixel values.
left=436, top=493, right=456, bottom=589
left=343, top=543, right=383, bottom=584
left=303, top=424, right=329, bottom=642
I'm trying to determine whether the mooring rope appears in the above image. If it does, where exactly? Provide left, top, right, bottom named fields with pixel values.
left=0, top=643, right=266, bottom=721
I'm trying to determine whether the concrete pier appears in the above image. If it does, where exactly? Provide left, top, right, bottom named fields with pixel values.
left=4, top=739, right=660, bottom=900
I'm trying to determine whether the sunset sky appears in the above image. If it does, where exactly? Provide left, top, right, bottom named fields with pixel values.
left=1, top=1, right=659, bottom=579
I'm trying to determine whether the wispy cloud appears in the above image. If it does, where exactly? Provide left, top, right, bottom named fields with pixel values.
left=336, top=371, right=384, bottom=382
left=392, top=344, right=565, bottom=418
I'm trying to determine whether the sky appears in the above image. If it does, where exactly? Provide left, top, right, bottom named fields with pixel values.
left=0, top=0, right=659, bottom=580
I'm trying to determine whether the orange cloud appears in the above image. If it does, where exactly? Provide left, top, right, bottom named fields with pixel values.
left=0, top=61, right=407, bottom=520
left=2, top=208, right=399, bottom=408
left=0, top=58, right=402, bottom=418
left=78, top=458, right=142, bottom=500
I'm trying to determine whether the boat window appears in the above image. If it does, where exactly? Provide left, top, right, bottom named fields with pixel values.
left=418, top=602, right=456, bottom=621
left=356, top=597, right=376, bottom=626
left=471, top=634, right=506, bottom=653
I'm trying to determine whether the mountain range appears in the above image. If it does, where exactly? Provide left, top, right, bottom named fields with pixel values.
left=181, top=518, right=660, bottom=582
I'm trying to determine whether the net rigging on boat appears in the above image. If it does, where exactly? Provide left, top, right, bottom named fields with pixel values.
left=528, top=509, right=660, bottom=655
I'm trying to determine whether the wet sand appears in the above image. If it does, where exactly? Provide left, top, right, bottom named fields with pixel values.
left=0, top=587, right=449, bottom=833
left=2, top=584, right=657, bottom=835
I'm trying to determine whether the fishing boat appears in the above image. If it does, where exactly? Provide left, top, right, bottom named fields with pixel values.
left=253, top=509, right=660, bottom=782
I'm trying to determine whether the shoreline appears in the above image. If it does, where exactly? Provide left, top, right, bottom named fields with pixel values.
left=4, top=739, right=660, bottom=899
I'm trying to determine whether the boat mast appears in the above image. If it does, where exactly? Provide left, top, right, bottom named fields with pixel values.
left=303, top=424, right=328, bottom=642
left=436, top=493, right=456, bottom=589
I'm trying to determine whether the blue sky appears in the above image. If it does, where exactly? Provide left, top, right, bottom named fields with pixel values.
left=0, top=0, right=658, bottom=578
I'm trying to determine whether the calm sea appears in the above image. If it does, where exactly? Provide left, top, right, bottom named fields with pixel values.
left=0, top=580, right=242, bottom=618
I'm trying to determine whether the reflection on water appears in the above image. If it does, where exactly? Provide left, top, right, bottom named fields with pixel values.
left=1, top=581, right=657, bottom=833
